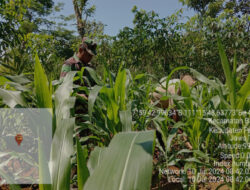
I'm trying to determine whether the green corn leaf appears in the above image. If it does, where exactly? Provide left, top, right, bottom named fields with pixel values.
left=54, top=72, right=77, bottom=119
left=100, top=87, right=119, bottom=124
left=152, top=119, right=167, bottom=152
left=236, top=70, right=250, bottom=110
left=114, top=69, right=126, bottom=110
left=0, top=76, right=10, bottom=86
left=0, top=88, right=26, bottom=108
left=34, top=54, right=53, bottom=190
left=217, top=40, right=236, bottom=108
left=84, top=67, right=103, bottom=86
left=3, top=75, right=30, bottom=84
left=76, top=137, right=89, bottom=190
left=50, top=118, right=75, bottom=190
left=50, top=71, right=77, bottom=190
left=119, top=109, right=132, bottom=132
left=134, top=73, right=145, bottom=80
left=88, top=85, right=102, bottom=118
left=34, top=53, right=52, bottom=108
left=5, top=81, right=29, bottom=91
left=180, top=80, right=193, bottom=110
left=83, top=130, right=155, bottom=190
left=165, top=66, right=189, bottom=95
left=87, top=147, right=107, bottom=175
left=0, top=62, right=15, bottom=70
left=38, top=136, right=52, bottom=190
left=190, top=68, right=219, bottom=89
left=211, top=95, right=220, bottom=109
left=166, top=122, right=186, bottom=152
left=233, top=53, right=237, bottom=81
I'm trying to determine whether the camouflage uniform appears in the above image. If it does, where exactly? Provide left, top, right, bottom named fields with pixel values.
left=60, top=53, right=96, bottom=121
left=60, top=37, right=97, bottom=83
left=60, top=54, right=81, bottom=79
left=60, top=54, right=91, bottom=81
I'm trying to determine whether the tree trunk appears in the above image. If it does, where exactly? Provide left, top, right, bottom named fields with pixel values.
left=72, top=0, right=86, bottom=37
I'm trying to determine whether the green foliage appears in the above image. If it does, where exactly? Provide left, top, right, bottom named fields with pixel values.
left=0, top=1, right=249, bottom=190
left=33, top=55, right=52, bottom=190
left=97, top=8, right=183, bottom=79
left=0, top=44, right=249, bottom=190
left=0, top=0, right=80, bottom=79
left=0, top=88, right=26, bottom=108
left=179, top=0, right=250, bottom=17
left=97, top=6, right=249, bottom=81
left=84, top=130, right=155, bottom=190
left=51, top=71, right=77, bottom=190
left=181, top=12, right=249, bottom=80
left=1, top=0, right=53, bottom=31
left=83, top=68, right=133, bottom=143
left=76, top=137, right=89, bottom=190
left=34, top=53, right=52, bottom=108
left=217, top=40, right=249, bottom=190
left=179, top=0, right=216, bottom=15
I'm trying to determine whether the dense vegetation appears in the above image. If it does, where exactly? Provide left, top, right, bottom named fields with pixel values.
left=0, top=0, right=249, bottom=190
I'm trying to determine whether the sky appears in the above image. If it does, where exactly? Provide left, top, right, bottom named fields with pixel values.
left=53, top=0, right=195, bottom=36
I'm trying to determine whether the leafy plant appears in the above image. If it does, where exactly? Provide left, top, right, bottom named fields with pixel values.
left=84, top=130, right=155, bottom=190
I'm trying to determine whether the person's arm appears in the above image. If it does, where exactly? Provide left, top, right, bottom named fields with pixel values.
left=60, top=63, right=71, bottom=80
left=76, top=93, right=88, bottom=100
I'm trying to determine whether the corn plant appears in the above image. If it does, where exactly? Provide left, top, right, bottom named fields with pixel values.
left=216, top=40, right=249, bottom=190
left=0, top=55, right=160, bottom=190
left=76, top=65, right=134, bottom=146
left=77, top=130, right=156, bottom=190
left=0, top=41, right=248, bottom=190
left=148, top=40, right=249, bottom=190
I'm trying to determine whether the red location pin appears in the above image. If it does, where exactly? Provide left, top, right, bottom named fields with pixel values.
left=15, top=134, right=23, bottom=146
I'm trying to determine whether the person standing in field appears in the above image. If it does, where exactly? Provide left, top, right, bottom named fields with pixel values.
left=59, top=37, right=97, bottom=179
left=60, top=37, right=97, bottom=100
left=60, top=37, right=97, bottom=122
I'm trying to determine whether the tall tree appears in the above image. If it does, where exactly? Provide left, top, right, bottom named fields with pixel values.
left=180, top=0, right=250, bottom=18
left=72, top=0, right=96, bottom=37
left=0, top=0, right=63, bottom=77
left=225, top=0, right=250, bottom=16
left=179, top=0, right=217, bottom=16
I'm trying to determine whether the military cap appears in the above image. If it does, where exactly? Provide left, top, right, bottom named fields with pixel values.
left=82, top=37, right=97, bottom=56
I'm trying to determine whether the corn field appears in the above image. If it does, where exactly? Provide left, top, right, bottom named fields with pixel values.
left=0, top=41, right=249, bottom=190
